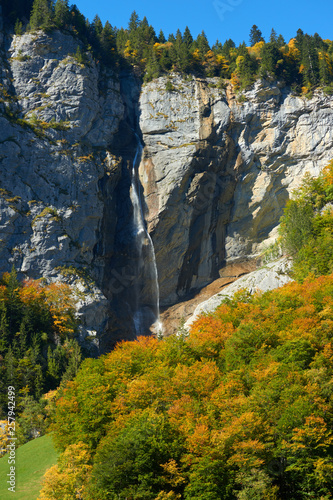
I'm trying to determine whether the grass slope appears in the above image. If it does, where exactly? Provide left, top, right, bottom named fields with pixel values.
left=0, top=433, right=58, bottom=499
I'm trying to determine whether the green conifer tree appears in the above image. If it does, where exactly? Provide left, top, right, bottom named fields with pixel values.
left=99, top=21, right=117, bottom=65
left=249, top=25, right=264, bottom=46
left=5, top=347, right=16, bottom=387
left=260, top=42, right=283, bottom=78
left=29, top=0, right=53, bottom=30
left=14, top=18, right=23, bottom=35
left=195, top=30, right=210, bottom=57
left=69, top=4, right=87, bottom=37
left=54, top=0, right=70, bottom=28
left=276, top=34, right=286, bottom=48
left=0, top=301, right=9, bottom=355
left=18, top=318, right=28, bottom=357
left=319, top=52, right=332, bottom=85
left=295, top=28, right=304, bottom=52
left=269, top=28, right=278, bottom=44
left=34, top=364, right=44, bottom=399
left=158, top=30, right=166, bottom=43
left=301, top=35, right=319, bottom=86
left=183, top=26, right=193, bottom=48
left=128, top=10, right=139, bottom=33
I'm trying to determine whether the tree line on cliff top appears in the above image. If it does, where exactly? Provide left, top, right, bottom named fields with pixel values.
left=2, top=0, right=333, bottom=94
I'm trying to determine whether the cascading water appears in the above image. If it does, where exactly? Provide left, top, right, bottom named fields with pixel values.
left=130, top=134, right=163, bottom=336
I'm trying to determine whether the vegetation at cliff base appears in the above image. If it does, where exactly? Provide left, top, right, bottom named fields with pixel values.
left=280, top=160, right=333, bottom=281
left=37, top=272, right=332, bottom=499
left=0, top=269, right=82, bottom=448
left=2, top=1, right=333, bottom=92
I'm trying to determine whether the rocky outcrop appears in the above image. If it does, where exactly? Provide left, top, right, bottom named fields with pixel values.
left=1, top=25, right=333, bottom=348
left=185, top=257, right=292, bottom=330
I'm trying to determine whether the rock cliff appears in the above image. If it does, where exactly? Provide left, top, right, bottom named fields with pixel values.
left=1, top=26, right=333, bottom=349
left=139, top=75, right=333, bottom=307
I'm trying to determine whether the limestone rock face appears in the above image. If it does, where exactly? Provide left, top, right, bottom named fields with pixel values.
left=0, top=29, right=127, bottom=350
left=138, top=76, right=333, bottom=306
left=1, top=25, right=333, bottom=347
left=139, top=76, right=236, bottom=305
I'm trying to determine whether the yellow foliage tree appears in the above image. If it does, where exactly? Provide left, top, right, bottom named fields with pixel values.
left=0, top=421, right=10, bottom=458
left=38, top=442, right=92, bottom=500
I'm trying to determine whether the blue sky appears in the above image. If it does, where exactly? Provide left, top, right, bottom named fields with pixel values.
left=74, top=0, right=332, bottom=46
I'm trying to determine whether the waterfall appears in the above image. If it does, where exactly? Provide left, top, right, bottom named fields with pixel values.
left=130, top=134, right=163, bottom=336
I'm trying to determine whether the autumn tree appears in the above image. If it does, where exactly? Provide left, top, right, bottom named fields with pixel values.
left=38, top=442, right=92, bottom=500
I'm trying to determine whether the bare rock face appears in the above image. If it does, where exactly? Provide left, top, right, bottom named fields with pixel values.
left=1, top=25, right=333, bottom=347
left=0, top=30, right=128, bottom=351
left=138, top=76, right=333, bottom=306
left=185, top=258, right=292, bottom=330
left=139, top=76, right=237, bottom=305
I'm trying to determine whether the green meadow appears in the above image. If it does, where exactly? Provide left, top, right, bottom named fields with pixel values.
left=0, top=434, right=58, bottom=500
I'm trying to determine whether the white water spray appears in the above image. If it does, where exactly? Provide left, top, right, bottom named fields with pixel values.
left=130, top=135, right=163, bottom=336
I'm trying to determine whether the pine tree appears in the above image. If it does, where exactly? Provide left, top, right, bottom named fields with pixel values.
left=301, top=35, right=319, bottom=86
left=61, top=340, right=82, bottom=383
left=183, top=26, right=193, bottom=48
left=0, top=301, right=9, bottom=355
left=277, top=34, right=285, bottom=48
left=145, top=50, right=161, bottom=81
left=69, top=4, right=87, bottom=37
left=5, top=347, right=16, bottom=387
left=30, top=332, right=41, bottom=364
left=18, top=318, right=28, bottom=357
left=269, top=28, right=278, bottom=44
left=319, top=51, right=332, bottom=85
left=54, top=0, right=70, bottom=28
left=195, top=31, right=210, bottom=57
left=249, top=25, right=264, bottom=46
left=14, top=18, right=23, bottom=35
left=222, top=38, right=235, bottom=58
left=158, top=30, right=166, bottom=43
left=47, top=346, right=59, bottom=383
left=99, top=21, right=117, bottom=65
left=29, top=0, right=53, bottom=30
left=34, top=364, right=44, bottom=399
left=236, top=44, right=258, bottom=88
left=92, top=14, right=103, bottom=39
left=260, top=42, right=283, bottom=78
left=295, top=28, right=304, bottom=52
left=128, top=10, right=139, bottom=33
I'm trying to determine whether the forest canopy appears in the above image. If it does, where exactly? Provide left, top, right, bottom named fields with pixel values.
left=44, top=273, right=333, bottom=499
